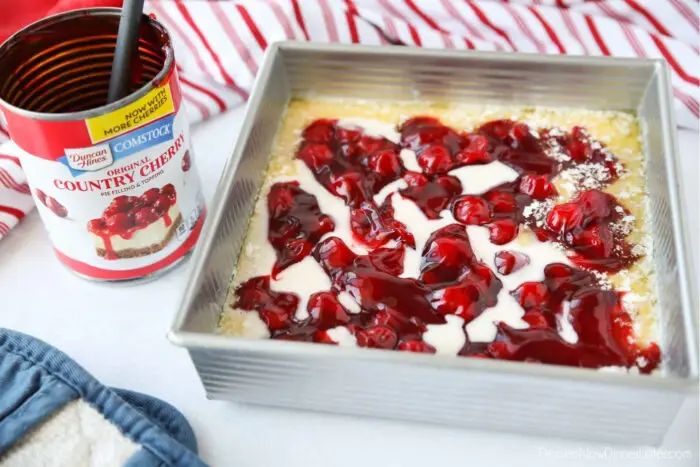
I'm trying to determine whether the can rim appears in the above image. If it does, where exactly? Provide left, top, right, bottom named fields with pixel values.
left=0, top=7, right=174, bottom=122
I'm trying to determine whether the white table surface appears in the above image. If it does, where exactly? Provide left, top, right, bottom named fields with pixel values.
left=1, top=107, right=698, bottom=467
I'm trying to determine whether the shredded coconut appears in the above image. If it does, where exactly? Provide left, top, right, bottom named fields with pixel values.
left=558, top=163, right=612, bottom=191
left=522, top=198, right=555, bottom=228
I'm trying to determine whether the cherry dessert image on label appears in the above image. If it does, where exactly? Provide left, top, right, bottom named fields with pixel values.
left=219, top=99, right=660, bottom=375
left=87, top=184, right=180, bottom=260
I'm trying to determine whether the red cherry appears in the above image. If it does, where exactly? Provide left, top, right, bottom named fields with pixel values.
left=488, top=219, right=518, bottom=245
left=522, top=311, right=549, bottom=329
left=153, top=194, right=172, bottom=213
left=357, top=136, right=385, bottom=154
left=512, top=122, right=531, bottom=142
left=494, top=250, right=530, bottom=275
left=454, top=148, right=491, bottom=165
left=511, top=282, right=549, bottom=309
left=431, top=285, right=479, bottom=322
left=486, top=341, right=509, bottom=359
left=636, top=343, right=661, bottom=374
left=46, top=197, right=68, bottom=218
left=259, top=310, right=292, bottom=332
left=307, top=292, right=350, bottom=330
left=35, top=189, right=47, bottom=206
left=298, top=143, right=334, bottom=169
left=576, top=190, right=615, bottom=221
left=546, top=203, right=582, bottom=233
left=368, top=149, right=402, bottom=177
left=356, top=326, right=398, bottom=349
left=519, top=174, right=555, bottom=200
left=452, top=196, right=491, bottom=225
left=464, top=134, right=489, bottom=152
left=133, top=207, right=159, bottom=226
left=140, top=188, right=160, bottom=206
left=87, top=218, right=106, bottom=232
left=181, top=151, right=191, bottom=172
left=313, top=330, right=338, bottom=345
left=162, top=183, right=176, bottom=199
left=567, top=224, right=614, bottom=258
left=302, top=119, right=335, bottom=143
left=403, top=171, right=429, bottom=187
left=105, top=195, right=134, bottom=215
left=314, top=237, right=356, bottom=270
left=398, top=340, right=436, bottom=353
left=484, top=191, right=517, bottom=214
left=336, top=127, right=361, bottom=144
left=329, top=171, right=365, bottom=205
left=105, top=212, right=132, bottom=233
left=417, top=145, right=452, bottom=174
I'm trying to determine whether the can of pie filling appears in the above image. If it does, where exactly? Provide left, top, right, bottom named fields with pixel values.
left=0, top=9, right=205, bottom=282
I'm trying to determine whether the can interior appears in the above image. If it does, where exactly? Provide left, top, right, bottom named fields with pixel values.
left=0, top=12, right=168, bottom=114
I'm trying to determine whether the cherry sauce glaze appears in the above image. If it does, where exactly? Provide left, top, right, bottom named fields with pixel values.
left=233, top=117, right=660, bottom=373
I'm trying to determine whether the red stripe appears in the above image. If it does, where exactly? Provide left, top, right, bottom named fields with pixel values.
left=528, top=6, right=566, bottom=53
left=149, top=3, right=214, bottom=81
left=405, top=0, right=446, bottom=32
left=260, top=0, right=296, bottom=39
left=504, top=4, right=546, bottom=53
left=345, top=9, right=360, bottom=43
left=439, top=0, right=498, bottom=50
left=0, top=168, right=30, bottom=194
left=383, top=15, right=400, bottom=42
left=378, top=0, right=422, bottom=45
left=585, top=16, right=611, bottom=56
left=179, top=75, right=227, bottom=112
left=650, top=34, right=700, bottom=87
left=236, top=4, right=268, bottom=50
left=0, top=222, right=10, bottom=236
left=439, top=0, right=484, bottom=40
left=407, top=24, right=423, bottom=46
left=181, top=86, right=211, bottom=120
left=208, top=2, right=258, bottom=76
left=670, top=0, right=699, bottom=30
left=674, top=88, right=700, bottom=118
left=0, top=205, right=25, bottom=220
left=622, top=23, right=699, bottom=120
left=0, top=126, right=8, bottom=138
left=621, top=24, right=646, bottom=57
left=291, top=0, right=310, bottom=41
left=466, top=1, right=517, bottom=50
left=174, top=1, right=249, bottom=98
left=593, top=0, right=625, bottom=22
left=623, top=0, right=671, bottom=37
left=54, top=210, right=206, bottom=280
left=560, top=7, right=588, bottom=54
left=319, top=0, right=339, bottom=42
left=0, top=154, right=21, bottom=167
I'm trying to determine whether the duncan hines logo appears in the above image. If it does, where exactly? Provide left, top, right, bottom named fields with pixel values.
left=64, top=144, right=114, bottom=171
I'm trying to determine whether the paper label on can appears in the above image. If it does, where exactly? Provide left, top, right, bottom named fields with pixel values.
left=86, top=85, right=175, bottom=143
left=4, top=72, right=205, bottom=281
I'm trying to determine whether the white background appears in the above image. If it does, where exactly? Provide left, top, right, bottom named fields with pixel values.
left=1, top=107, right=698, bottom=466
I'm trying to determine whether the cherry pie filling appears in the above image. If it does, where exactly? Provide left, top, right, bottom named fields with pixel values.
left=231, top=117, right=660, bottom=373
left=87, top=183, right=177, bottom=260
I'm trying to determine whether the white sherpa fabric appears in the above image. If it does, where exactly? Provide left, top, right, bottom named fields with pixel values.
left=0, top=399, right=139, bottom=467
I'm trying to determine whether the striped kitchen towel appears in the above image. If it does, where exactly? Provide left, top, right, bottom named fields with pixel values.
left=0, top=0, right=697, bottom=240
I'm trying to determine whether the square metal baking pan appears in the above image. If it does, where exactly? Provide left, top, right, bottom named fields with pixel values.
left=169, top=42, right=698, bottom=445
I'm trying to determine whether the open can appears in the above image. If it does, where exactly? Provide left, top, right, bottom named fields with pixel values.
left=0, top=8, right=205, bottom=282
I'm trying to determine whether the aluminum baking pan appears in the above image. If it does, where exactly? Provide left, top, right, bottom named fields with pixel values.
left=169, top=42, right=698, bottom=445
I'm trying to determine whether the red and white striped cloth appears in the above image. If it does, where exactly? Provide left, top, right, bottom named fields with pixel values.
left=0, top=0, right=698, bottom=240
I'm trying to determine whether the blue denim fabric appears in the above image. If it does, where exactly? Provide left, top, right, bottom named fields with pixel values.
left=0, top=329, right=207, bottom=467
